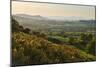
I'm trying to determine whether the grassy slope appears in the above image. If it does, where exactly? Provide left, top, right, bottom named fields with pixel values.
left=12, top=32, right=95, bottom=65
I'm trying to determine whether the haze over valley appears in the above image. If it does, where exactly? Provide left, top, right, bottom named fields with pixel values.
left=13, top=14, right=96, bottom=33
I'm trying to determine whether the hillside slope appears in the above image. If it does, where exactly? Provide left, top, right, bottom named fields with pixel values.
left=12, top=31, right=95, bottom=65
left=12, top=18, right=95, bottom=66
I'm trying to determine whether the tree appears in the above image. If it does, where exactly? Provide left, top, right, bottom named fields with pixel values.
left=19, top=25, right=24, bottom=32
left=86, top=38, right=96, bottom=56
left=23, top=28, right=31, bottom=34
left=87, top=33, right=93, bottom=41
left=12, top=18, right=20, bottom=32
left=68, top=37, right=76, bottom=45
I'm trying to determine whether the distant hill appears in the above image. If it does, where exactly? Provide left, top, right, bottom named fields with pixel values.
left=44, top=16, right=94, bottom=21
left=14, top=14, right=94, bottom=21
left=12, top=14, right=96, bottom=32
left=14, top=14, right=46, bottom=20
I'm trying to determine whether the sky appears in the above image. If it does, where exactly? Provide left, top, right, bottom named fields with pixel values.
left=12, top=1, right=95, bottom=19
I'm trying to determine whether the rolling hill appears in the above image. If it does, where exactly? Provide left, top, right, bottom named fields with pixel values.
left=13, top=14, right=96, bottom=32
